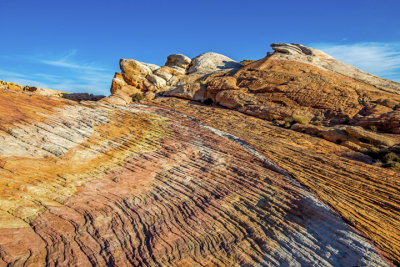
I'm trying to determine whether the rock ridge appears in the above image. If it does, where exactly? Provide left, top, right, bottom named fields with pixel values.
left=0, top=91, right=390, bottom=265
left=269, top=43, right=400, bottom=94
left=1, top=41, right=400, bottom=265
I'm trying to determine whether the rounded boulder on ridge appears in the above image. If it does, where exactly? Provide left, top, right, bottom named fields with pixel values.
left=165, top=54, right=191, bottom=70
left=188, top=52, right=243, bottom=75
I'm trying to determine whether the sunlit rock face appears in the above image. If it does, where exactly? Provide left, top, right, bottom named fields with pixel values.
left=0, top=88, right=390, bottom=266
left=269, top=43, right=400, bottom=94
left=106, top=44, right=400, bottom=134
left=105, top=51, right=243, bottom=105
left=187, top=52, right=243, bottom=75
left=0, top=80, right=66, bottom=96
left=1, top=42, right=400, bottom=266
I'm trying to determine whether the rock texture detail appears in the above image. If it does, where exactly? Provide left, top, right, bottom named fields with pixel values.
left=101, top=43, right=400, bottom=263
left=187, top=52, right=243, bottom=74
left=165, top=54, right=191, bottom=71
left=104, top=51, right=242, bottom=105
left=105, top=43, right=400, bottom=162
left=0, top=88, right=391, bottom=266
left=153, top=97, right=400, bottom=265
left=270, top=43, right=400, bottom=94
left=106, top=43, right=400, bottom=137
left=1, top=42, right=400, bottom=266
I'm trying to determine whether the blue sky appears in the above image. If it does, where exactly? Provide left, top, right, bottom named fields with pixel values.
left=1, top=0, right=399, bottom=95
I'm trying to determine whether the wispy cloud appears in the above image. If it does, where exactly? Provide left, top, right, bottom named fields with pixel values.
left=40, top=59, right=107, bottom=71
left=39, top=49, right=108, bottom=71
left=0, top=50, right=114, bottom=95
left=312, top=42, right=400, bottom=82
left=0, top=70, right=52, bottom=88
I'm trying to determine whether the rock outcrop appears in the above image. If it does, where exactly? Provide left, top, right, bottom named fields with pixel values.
left=290, top=123, right=399, bottom=153
left=153, top=96, right=400, bottom=265
left=0, top=80, right=105, bottom=101
left=270, top=43, right=400, bottom=94
left=106, top=44, right=400, bottom=134
left=105, top=52, right=243, bottom=105
left=2, top=41, right=400, bottom=266
left=0, top=88, right=391, bottom=266
left=0, top=80, right=66, bottom=96
left=355, top=110, right=400, bottom=134
left=119, top=59, right=156, bottom=90
left=188, top=52, right=243, bottom=74
left=62, top=93, right=105, bottom=102
left=165, top=54, right=191, bottom=72
left=104, top=42, right=400, bottom=167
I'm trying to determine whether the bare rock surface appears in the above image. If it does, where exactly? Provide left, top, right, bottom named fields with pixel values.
left=270, top=43, right=400, bottom=94
left=165, top=53, right=191, bottom=71
left=107, top=44, right=400, bottom=136
left=1, top=80, right=66, bottom=96
left=188, top=52, right=243, bottom=74
left=153, top=97, right=400, bottom=265
left=0, top=88, right=391, bottom=266
left=119, top=59, right=154, bottom=90
left=355, top=110, right=400, bottom=134
left=5, top=42, right=399, bottom=265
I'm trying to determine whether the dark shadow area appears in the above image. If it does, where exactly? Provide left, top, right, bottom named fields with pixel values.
left=62, top=93, right=105, bottom=102
left=217, top=60, right=243, bottom=71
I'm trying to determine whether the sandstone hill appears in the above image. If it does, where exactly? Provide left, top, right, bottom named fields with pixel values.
left=0, top=43, right=400, bottom=266
left=105, top=43, right=400, bottom=171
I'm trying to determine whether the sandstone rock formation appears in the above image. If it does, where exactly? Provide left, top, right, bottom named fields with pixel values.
left=1, top=42, right=400, bottom=266
left=0, top=80, right=66, bottom=96
left=227, top=54, right=400, bottom=126
left=107, top=44, right=400, bottom=134
left=119, top=58, right=156, bottom=90
left=187, top=52, right=243, bottom=74
left=165, top=53, right=191, bottom=72
left=104, top=42, right=400, bottom=168
left=153, top=96, right=400, bottom=265
left=355, top=109, right=400, bottom=134
left=105, top=51, right=243, bottom=105
left=270, top=43, right=400, bottom=94
left=290, top=123, right=400, bottom=154
left=0, top=88, right=391, bottom=266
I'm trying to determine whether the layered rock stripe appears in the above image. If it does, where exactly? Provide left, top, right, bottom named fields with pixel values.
left=153, top=96, right=400, bottom=265
left=0, top=89, right=389, bottom=266
left=106, top=43, right=400, bottom=135
left=1, top=42, right=400, bottom=266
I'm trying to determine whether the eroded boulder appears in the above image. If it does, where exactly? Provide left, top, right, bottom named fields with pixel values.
left=206, top=76, right=239, bottom=99
left=164, top=75, right=206, bottom=102
left=110, top=72, right=127, bottom=94
left=188, top=52, right=243, bottom=75
left=120, top=59, right=155, bottom=90
left=165, top=54, right=191, bottom=71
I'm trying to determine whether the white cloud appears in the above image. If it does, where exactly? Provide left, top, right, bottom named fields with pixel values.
left=312, top=42, right=400, bottom=82
left=41, top=59, right=107, bottom=71
left=0, top=50, right=114, bottom=95
left=0, top=68, right=112, bottom=95
left=39, top=50, right=108, bottom=71
left=0, top=70, right=51, bottom=88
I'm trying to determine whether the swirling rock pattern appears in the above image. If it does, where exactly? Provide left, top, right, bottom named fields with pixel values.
left=0, top=89, right=390, bottom=266
left=153, top=96, right=400, bottom=265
